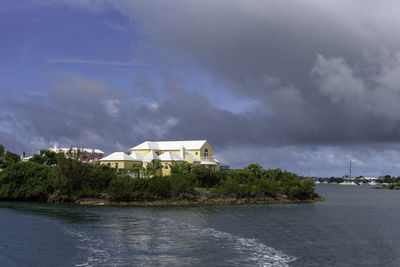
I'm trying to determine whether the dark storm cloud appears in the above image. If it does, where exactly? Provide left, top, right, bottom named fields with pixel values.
left=0, top=74, right=136, bottom=154
left=110, top=0, right=400, bottom=147
left=4, top=0, right=400, bottom=175
left=0, top=131, right=25, bottom=154
left=28, top=0, right=400, bottom=148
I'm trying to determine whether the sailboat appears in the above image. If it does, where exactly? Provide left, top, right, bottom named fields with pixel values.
left=339, top=160, right=358, bottom=185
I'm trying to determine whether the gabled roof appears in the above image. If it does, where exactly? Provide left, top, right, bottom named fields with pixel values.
left=185, top=151, right=201, bottom=162
left=50, top=147, right=104, bottom=154
left=159, top=152, right=184, bottom=161
left=130, top=152, right=144, bottom=161
left=100, top=152, right=137, bottom=161
left=131, top=140, right=207, bottom=150
left=142, top=150, right=161, bottom=163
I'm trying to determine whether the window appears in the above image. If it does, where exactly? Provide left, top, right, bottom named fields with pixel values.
left=115, top=162, right=119, bottom=169
left=165, top=163, right=168, bottom=169
left=204, top=148, right=209, bottom=158
left=195, top=152, right=198, bottom=155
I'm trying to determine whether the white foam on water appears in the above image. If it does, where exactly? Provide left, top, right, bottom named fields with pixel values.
left=60, top=216, right=296, bottom=267
left=193, top=227, right=296, bottom=267
left=61, top=226, right=117, bottom=267
left=150, top=217, right=297, bottom=267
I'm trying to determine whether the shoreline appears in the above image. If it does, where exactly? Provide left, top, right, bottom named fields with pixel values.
left=74, top=195, right=325, bottom=206
left=373, top=186, right=400, bottom=190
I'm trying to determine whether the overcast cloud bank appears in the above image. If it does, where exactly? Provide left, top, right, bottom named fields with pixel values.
left=2, top=0, right=400, bottom=176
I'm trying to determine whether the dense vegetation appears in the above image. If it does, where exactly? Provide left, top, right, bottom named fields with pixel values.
left=0, top=145, right=317, bottom=202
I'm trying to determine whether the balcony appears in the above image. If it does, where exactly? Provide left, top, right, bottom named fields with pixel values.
left=201, top=157, right=217, bottom=162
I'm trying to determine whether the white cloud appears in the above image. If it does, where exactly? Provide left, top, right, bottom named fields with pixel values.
left=311, top=53, right=400, bottom=122
left=45, top=57, right=143, bottom=68
left=311, top=55, right=366, bottom=105
left=104, top=99, right=120, bottom=116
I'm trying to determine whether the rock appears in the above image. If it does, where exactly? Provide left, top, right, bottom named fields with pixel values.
left=47, top=194, right=73, bottom=203
left=99, top=193, right=110, bottom=199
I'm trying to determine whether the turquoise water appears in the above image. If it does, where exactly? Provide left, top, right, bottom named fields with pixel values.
left=1, top=185, right=400, bottom=266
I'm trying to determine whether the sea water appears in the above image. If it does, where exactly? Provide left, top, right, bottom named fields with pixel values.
left=1, top=184, right=400, bottom=266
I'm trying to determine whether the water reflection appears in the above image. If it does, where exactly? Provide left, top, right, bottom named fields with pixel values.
left=2, top=185, right=400, bottom=266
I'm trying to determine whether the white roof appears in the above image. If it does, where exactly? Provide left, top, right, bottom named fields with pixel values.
left=131, top=140, right=207, bottom=150
left=142, top=150, right=161, bottom=163
left=185, top=151, right=201, bottom=162
left=100, top=152, right=137, bottom=161
left=50, top=147, right=104, bottom=154
left=159, top=152, right=184, bottom=161
left=130, top=152, right=144, bottom=161
left=200, top=160, right=218, bottom=165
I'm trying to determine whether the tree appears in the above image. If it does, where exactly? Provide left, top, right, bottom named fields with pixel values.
left=49, top=152, right=116, bottom=197
left=145, top=159, right=162, bottom=177
left=148, top=176, right=171, bottom=198
left=108, top=175, right=135, bottom=201
left=170, top=161, right=193, bottom=175
left=51, top=153, right=85, bottom=195
left=0, top=144, right=4, bottom=158
left=3, top=151, right=21, bottom=167
left=0, top=162, right=52, bottom=200
left=29, top=150, right=57, bottom=165
left=244, top=163, right=265, bottom=179
left=192, top=166, right=217, bottom=187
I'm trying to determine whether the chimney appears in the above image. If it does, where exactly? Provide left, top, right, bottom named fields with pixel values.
left=180, top=146, right=185, bottom=159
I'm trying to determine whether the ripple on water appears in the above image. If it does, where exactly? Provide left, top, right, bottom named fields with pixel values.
left=61, top=214, right=295, bottom=267
left=147, top=217, right=297, bottom=267
left=61, top=227, right=117, bottom=267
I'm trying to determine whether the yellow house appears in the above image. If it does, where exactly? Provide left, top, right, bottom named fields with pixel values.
left=100, top=140, right=220, bottom=176
left=131, top=140, right=220, bottom=175
left=99, top=152, right=142, bottom=169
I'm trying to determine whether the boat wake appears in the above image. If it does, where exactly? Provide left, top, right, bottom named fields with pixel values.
left=152, top=217, right=296, bottom=267
left=60, top=216, right=296, bottom=267
left=61, top=226, right=116, bottom=267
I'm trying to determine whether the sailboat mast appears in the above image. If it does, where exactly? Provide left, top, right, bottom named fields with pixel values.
left=349, top=160, right=352, bottom=180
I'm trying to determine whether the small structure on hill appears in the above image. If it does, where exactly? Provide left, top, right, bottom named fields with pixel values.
left=49, top=145, right=104, bottom=164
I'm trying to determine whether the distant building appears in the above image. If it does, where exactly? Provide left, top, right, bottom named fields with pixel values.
left=49, top=145, right=104, bottom=164
left=21, top=156, right=33, bottom=162
left=99, top=152, right=142, bottom=169
left=20, top=152, right=32, bottom=162
left=100, top=140, right=220, bottom=175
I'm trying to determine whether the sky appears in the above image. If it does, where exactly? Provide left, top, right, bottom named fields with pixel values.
left=2, top=0, right=400, bottom=177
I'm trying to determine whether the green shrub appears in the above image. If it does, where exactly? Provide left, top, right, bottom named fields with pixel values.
left=214, top=177, right=240, bottom=196
left=3, top=151, right=20, bottom=168
left=169, top=173, right=196, bottom=196
left=29, top=150, right=58, bottom=165
left=148, top=176, right=171, bottom=198
left=287, top=180, right=315, bottom=200
left=50, top=154, right=116, bottom=196
left=244, top=163, right=266, bottom=179
left=193, top=166, right=219, bottom=187
left=81, top=164, right=116, bottom=192
left=108, top=175, right=136, bottom=201
left=251, top=179, right=279, bottom=197
left=0, top=162, right=52, bottom=200
left=170, top=162, right=193, bottom=175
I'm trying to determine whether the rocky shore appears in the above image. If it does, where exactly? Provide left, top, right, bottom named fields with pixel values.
left=373, top=185, right=400, bottom=190
left=48, top=194, right=324, bottom=206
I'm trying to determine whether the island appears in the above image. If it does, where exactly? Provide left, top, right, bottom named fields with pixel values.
left=0, top=148, right=323, bottom=206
